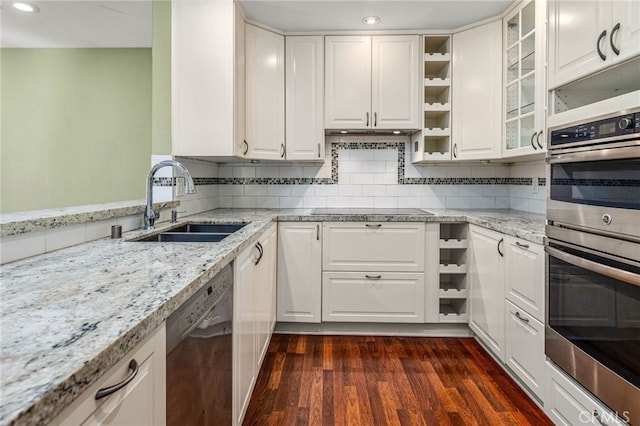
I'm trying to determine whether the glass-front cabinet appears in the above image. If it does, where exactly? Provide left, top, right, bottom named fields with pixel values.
left=503, top=0, right=546, bottom=157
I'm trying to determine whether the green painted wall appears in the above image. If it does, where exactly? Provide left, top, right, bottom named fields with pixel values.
left=153, top=0, right=172, bottom=156
left=0, top=48, right=152, bottom=213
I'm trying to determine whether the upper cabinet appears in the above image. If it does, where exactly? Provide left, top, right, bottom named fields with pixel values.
left=244, top=24, right=285, bottom=160
left=548, top=0, right=640, bottom=89
left=325, top=35, right=421, bottom=130
left=503, top=0, right=547, bottom=158
left=285, top=36, right=325, bottom=161
left=172, top=0, right=244, bottom=157
left=451, top=21, right=502, bottom=160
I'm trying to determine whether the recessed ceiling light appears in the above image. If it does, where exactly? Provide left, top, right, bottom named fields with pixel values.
left=12, top=1, right=39, bottom=12
left=362, top=16, right=379, bottom=25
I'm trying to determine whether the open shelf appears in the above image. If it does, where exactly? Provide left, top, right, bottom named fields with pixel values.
left=438, top=223, right=468, bottom=323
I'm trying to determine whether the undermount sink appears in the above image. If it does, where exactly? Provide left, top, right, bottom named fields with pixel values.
left=132, top=222, right=247, bottom=243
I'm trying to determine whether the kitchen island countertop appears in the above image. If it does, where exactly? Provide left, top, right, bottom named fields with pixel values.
left=0, top=208, right=544, bottom=425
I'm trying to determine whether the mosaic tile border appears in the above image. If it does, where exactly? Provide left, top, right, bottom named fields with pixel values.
left=153, top=142, right=546, bottom=187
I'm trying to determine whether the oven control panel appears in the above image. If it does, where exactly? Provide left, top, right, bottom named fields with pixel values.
left=549, top=111, right=640, bottom=148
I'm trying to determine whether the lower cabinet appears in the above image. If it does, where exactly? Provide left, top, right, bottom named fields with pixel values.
left=233, top=224, right=276, bottom=425
left=468, top=225, right=506, bottom=362
left=322, top=272, right=425, bottom=322
left=546, top=361, right=630, bottom=426
left=277, top=222, right=322, bottom=323
left=53, top=324, right=166, bottom=425
left=505, top=300, right=545, bottom=400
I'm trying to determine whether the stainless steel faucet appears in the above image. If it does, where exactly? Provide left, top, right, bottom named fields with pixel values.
left=145, top=160, right=196, bottom=230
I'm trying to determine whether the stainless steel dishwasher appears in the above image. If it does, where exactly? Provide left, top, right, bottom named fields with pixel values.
left=166, top=264, right=233, bottom=425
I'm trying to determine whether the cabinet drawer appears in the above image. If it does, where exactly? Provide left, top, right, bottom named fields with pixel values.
left=505, top=300, right=545, bottom=400
left=505, top=236, right=544, bottom=322
left=546, top=361, right=629, bottom=426
left=322, top=272, right=425, bottom=322
left=323, top=222, right=425, bottom=272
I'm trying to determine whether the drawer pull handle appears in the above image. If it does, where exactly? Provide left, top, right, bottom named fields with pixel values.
left=316, top=224, right=320, bottom=241
left=596, top=29, right=607, bottom=61
left=515, top=241, right=530, bottom=249
left=365, top=224, right=382, bottom=228
left=515, top=312, right=530, bottom=323
left=95, top=359, right=139, bottom=400
left=497, top=238, right=504, bottom=257
left=254, top=242, right=264, bottom=265
left=365, top=275, right=382, bottom=280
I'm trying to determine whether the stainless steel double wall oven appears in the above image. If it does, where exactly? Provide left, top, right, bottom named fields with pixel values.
left=545, top=108, right=640, bottom=424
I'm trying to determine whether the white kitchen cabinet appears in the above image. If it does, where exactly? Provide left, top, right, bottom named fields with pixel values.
left=285, top=36, right=325, bottom=161
left=468, top=224, right=505, bottom=362
left=548, top=0, right=640, bottom=89
left=322, top=222, right=425, bottom=272
left=277, top=222, right=322, bottom=323
left=54, top=324, right=166, bottom=426
left=546, top=361, right=629, bottom=426
left=172, top=0, right=244, bottom=157
left=503, top=0, right=547, bottom=157
left=452, top=21, right=502, bottom=160
left=325, top=35, right=420, bottom=130
left=244, top=24, right=285, bottom=160
left=322, top=272, right=425, bottom=323
left=505, top=300, right=545, bottom=401
left=505, top=235, right=544, bottom=322
left=233, top=225, right=276, bottom=425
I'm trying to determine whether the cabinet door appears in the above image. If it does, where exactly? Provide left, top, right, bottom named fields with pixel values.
left=469, top=225, right=505, bottom=362
left=505, top=236, right=544, bottom=322
left=322, top=272, right=425, bottom=323
left=245, top=24, right=285, bottom=160
left=505, top=300, right=545, bottom=400
left=325, top=36, right=372, bottom=129
left=277, top=222, right=322, bottom=323
left=452, top=21, right=502, bottom=160
left=547, top=0, right=611, bottom=89
left=54, top=325, right=166, bottom=426
left=255, top=226, right=274, bottom=366
left=233, top=244, right=258, bottom=425
left=285, top=36, right=325, bottom=161
left=323, top=222, right=425, bottom=272
left=371, top=35, right=421, bottom=130
left=612, top=0, right=640, bottom=64
left=172, top=0, right=238, bottom=156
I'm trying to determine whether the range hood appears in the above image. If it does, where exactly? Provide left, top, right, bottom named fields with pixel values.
left=324, top=129, right=420, bottom=136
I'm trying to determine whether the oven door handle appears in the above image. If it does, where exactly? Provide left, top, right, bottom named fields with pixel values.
left=546, top=145, right=640, bottom=164
left=545, top=246, right=640, bottom=288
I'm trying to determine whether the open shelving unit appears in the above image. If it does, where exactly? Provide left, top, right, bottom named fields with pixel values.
left=438, top=223, right=468, bottom=322
left=412, top=35, right=453, bottom=163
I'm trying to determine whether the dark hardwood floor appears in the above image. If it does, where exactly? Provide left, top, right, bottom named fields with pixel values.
left=244, top=334, right=552, bottom=426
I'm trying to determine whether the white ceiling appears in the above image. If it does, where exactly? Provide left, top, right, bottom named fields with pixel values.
left=237, top=0, right=514, bottom=32
left=1, top=1, right=151, bottom=48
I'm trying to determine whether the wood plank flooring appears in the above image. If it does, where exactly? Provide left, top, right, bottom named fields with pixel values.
left=243, top=335, right=552, bottom=426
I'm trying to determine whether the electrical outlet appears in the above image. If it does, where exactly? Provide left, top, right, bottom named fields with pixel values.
left=175, top=176, right=185, bottom=197
left=532, top=177, right=539, bottom=194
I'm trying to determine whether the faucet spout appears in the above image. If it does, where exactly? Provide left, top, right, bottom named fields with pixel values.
left=145, top=160, right=196, bottom=230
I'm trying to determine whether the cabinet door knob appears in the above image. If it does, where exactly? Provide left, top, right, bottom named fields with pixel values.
left=95, top=359, right=139, bottom=400
left=515, top=311, right=530, bottom=323
left=530, top=132, right=538, bottom=150
left=597, top=29, right=607, bottom=61
left=610, top=23, right=621, bottom=55
left=536, top=130, right=544, bottom=149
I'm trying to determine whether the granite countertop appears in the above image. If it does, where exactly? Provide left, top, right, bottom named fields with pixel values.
left=0, top=208, right=545, bottom=425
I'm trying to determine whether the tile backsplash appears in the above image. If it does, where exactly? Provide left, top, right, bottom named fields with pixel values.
left=209, top=136, right=546, bottom=214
